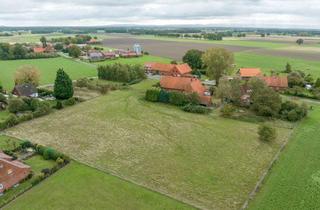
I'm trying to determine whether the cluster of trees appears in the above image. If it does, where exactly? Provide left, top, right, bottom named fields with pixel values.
left=0, top=43, right=57, bottom=60
left=216, top=77, right=308, bottom=121
left=182, top=48, right=234, bottom=84
left=145, top=89, right=210, bottom=114
left=51, top=35, right=93, bottom=45
left=98, top=63, right=146, bottom=83
left=14, top=65, right=40, bottom=86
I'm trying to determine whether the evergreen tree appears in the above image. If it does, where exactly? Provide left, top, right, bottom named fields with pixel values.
left=285, top=63, right=292, bottom=73
left=54, top=69, right=73, bottom=100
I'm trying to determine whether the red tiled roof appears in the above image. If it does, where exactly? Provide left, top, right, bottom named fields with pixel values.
left=0, top=152, right=31, bottom=193
left=160, top=76, right=212, bottom=105
left=263, top=76, right=288, bottom=88
left=239, top=68, right=262, bottom=77
left=33, top=47, right=46, bottom=53
left=173, top=64, right=192, bottom=75
left=147, top=63, right=175, bottom=73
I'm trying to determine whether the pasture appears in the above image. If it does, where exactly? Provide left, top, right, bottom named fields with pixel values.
left=249, top=105, right=320, bottom=210
left=4, top=161, right=193, bottom=210
left=5, top=80, right=293, bottom=209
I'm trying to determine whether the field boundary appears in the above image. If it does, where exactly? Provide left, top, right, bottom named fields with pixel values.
left=240, top=121, right=300, bottom=210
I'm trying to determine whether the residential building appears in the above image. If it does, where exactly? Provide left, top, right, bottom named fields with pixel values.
left=160, top=76, right=212, bottom=106
left=145, top=63, right=192, bottom=76
left=12, top=84, right=38, bottom=98
left=0, top=151, right=31, bottom=194
left=238, top=68, right=263, bottom=80
left=263, top=76, right=288, bottom=90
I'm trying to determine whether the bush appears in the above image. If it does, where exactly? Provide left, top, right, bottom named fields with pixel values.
left=75, top=78, right=90, bottom=88
left=220, top=104, right=236, bottom=117
left=56, top=157, right=64, bottom=165
left=17, top=112, right=33, bottom=123
left=98, top=85, right=109, bottom=95
left=0, top=93, right=7, bottom=103
left=29, top=98, right=41, bottom=112
left=8, top=98, right=28, bottom=113
left=145, top=89, right=160, bottom=102
left=55, top=101, right=63, bottom=110
left=0, top=114, right=19, bottom=130
left=20, top=140, right=33, bottom=149
left=37, top=88, right=53, bottom=97
left=182, top=104, right=211, bottom=114
left=187, top=93, right=200, bottom=105
left=169, top=91, right=188, bottom=106
left=258, top=124, right=276, bottom=142
left=36, top=145, right=45, bottom=155
left=159, top=89, right=170, bottom=103
left=64, top=97, right=77, bottom=106
left=33, top=101, right=51, bottom=118
left=280, top=101, right=308, bottom=122
left=31, top=173, right=45, bottom=186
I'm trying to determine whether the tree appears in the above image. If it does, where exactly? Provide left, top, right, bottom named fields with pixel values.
left=53, top=69, right=74, bottom=100
left=54, top=43, right=64, bottom=51
left=249, top=77, right=282, bottom=117
left=40, top=36, right=47, bottom=48
left=182, top=49, right=204, bottom=70
left=284, top=63, right=292, bottom=73
left=14, top=65, right=40, bottom=86
left=288, top=71, right=304, bottom=87
left=12, top=44, right=27, bottom=59
left=258, top=124, right=276, bottom=142
left=68, top=45, right=81, bottom=58
left=216, top=77, right=242, bottom=105
left=202, top=48, right=234, bottom=84
left=296, top=38, right=304, bottom=45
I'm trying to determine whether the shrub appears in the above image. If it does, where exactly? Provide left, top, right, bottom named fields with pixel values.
left=75, top=78, right=90, bottom=88
left=18, top=112, right=33, bottom=123
left=187, top=93, right=200, bottom=105
left=169, top=91, right=188, bottom=106
left=20, top=140, right=33, bottom=149
left=0, top=93, right=6, bottom=103
left=41, top=168, right=51, bottom=176
left=37, top=88, right=53, bottom=97
left=98, top=85, right=109, bottom=95
left=182, top=104, right=211, bottom=114
left=56, top=157, right=64, bottom=165
left=64, top=97, right=77, bottom=106
left=258, top=124, right=276, bottom=142
left=8, top=98, right=28, bottom=113
left=145, top=89, right=160, bottom=102
left=36, top=145, right=45, bottom=155
left=0, top=114, right=19, bottom=130
left=55, top=101, right=63, bottom=110
left=54, top=68, right=74, bottom=100
left=280, top=101, right=308, bottom=122
left=29, top=98, right=41, bottom=112
left=159, top=89, right=170, bottom=103
left=220, top=104, right=236, bottom=117
left=31, top=173, right=45, bottom=186
left=33, top=101, right=51, bottom=118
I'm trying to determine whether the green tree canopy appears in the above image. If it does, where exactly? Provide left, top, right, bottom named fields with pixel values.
left=54, top=69, right=74, bottom=100
left=202, top=48, right=234, bottom=84
left=68, top=45, right=81, bottom=58
left=182, top=49, right=204, bottom=70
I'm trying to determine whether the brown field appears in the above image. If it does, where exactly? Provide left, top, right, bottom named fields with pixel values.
left=248, top=48, right=320, bottom=61
left=103, top=37, right=258, bottom=60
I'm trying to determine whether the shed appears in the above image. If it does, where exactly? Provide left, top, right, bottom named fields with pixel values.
left=12, top=84, right=38, bottom=98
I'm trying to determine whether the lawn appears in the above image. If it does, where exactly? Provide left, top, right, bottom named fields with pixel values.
left=0, top=57, right=96, bottom=90
left=25, top=155, right=57, bottom=175
left=5, top=80, right=293, bottom=209
left=249, top=105, right=320, bottom=210
left=0, top=111, right=10, bottom=123
left=235, top=52, right=320, bottom=78
left=4, top=161, right=194, bottom=210
left=0, top=55, right=171, bottom=90
left=0, top=135, right=21, bottom=150
left=133, top=35, right=290, bottom=49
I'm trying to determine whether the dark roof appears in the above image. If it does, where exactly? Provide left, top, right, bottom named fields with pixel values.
left=13, top=84, right=38, bottom=97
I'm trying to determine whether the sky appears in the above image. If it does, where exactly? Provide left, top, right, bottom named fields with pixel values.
left=0, top=0, right=320, bottom=29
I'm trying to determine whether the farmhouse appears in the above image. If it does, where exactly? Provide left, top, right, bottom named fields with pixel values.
left=0, top=151, right=31, bottom=194
left=263, top=76, right=288, bottom=90
left=160, top=76, right=212, bottom=106
left=102, top=52, right=117, bottom=59
left=88, top=51, right=104, bottom=62
left=145, top=63, right=192, bottom=76
left=238, top=68, right=263, bottom=80
left=12, top=84, right=38, bottom=98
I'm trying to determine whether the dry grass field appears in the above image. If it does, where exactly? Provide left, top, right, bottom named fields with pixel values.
left=5, top=80, right=293, bottom=209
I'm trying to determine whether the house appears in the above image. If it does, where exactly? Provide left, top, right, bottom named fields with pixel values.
left=238, top=68, right=262, bottom=80
left=0, top=151, right=31, bottom=194
left=263, top=76, right=288, bottom=90
left=33, top=47, right=46, bottom=53
left=102, top=52, right=117, bottom=59
left=160, top=76, right=212, bottom=106
left=145, top=63, right=192, bottom=76
left=89, top=51, right=104, bottom=62
left=12, top=84, right=38, bottom=98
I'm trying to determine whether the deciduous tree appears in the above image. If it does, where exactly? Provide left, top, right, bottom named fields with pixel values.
left=14, top=65, right=40, bottom=86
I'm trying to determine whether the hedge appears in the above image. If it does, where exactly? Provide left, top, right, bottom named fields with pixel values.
left=182, top=104, right=211, bottom=114
left=145, top=89, right=160, bottom=102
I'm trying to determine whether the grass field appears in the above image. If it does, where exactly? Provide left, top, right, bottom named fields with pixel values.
left=0, top=55, right=170, bottom=90
left=5, top=80, right=293, bottom=209
left=4, top=162, right=194, bottom=210
left=249, top=105, right=320, bottom=210
left=25, top=155, right=56, bottom=175
left=235, top=52, right=320, bottom=77
left=133, top=35, right=291, bottom=49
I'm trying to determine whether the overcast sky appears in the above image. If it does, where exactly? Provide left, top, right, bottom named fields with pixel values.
left=0, top=0, right=320, bottom=29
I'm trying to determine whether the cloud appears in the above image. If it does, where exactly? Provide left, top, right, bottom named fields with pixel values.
left=0, top=0, right=319, bottom=28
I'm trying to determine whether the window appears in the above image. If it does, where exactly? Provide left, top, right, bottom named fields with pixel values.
left=7, top=169, right=12, bottom=175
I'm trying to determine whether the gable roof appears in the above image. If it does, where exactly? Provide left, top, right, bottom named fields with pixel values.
left=0, top=152, right=31, bottom=193
left=239, top=68, right=262, bottom=77
left=13, top=84, right=38, bottom=97
left=263, top=76, right=288, bottom=88
left=173, top=64, right=192, bottom=75
left=33, top=47, right=46, bottom=53
left=147, top=63, right=175, bottom=73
